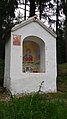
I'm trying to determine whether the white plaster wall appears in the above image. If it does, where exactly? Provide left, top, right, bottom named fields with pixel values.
left=9, top=21, right=57, bottom=95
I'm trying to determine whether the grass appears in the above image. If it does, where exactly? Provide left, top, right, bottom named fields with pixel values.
left=0, top=93, right=67, bottom=119
left=0, top=63, right=67, bottom=119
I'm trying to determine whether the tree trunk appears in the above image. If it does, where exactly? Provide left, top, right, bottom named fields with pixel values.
left=29, top=0, right=35, bottom=17
left=39, top=1, right=42, bottom=20
left=63, top=0, right=67, bottom=61
left=65, top=20, right=67, bottom=62
left=24, top=0, right=26, bottom=20
left=0, top=25, right=4, bottom=59
left=56, top=0, right=59, bottom=75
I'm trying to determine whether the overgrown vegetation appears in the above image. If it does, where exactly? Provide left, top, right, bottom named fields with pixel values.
left=0, top=92, right=67, bottom=119
left=58, top=63, right=67, bottom=76
left=57, top=63, right=67, bottom=93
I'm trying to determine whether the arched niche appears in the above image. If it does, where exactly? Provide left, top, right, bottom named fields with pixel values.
left=22, top=36, right=45, bottom=73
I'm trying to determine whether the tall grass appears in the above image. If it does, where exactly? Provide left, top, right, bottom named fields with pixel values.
left=0, top=93, right=67, bottom=119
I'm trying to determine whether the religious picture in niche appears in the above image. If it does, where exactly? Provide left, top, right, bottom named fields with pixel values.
left=23, top=41, right=40, bottom=73
left=23, top=49, right=33, bottom=62
left=13, top=35, right=21, bottom=46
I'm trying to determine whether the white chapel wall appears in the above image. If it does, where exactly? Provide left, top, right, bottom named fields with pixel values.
left=9, top=21, right=57, bottom=94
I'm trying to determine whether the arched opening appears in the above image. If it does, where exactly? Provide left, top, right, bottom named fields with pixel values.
left=22, top=36, right=45, bottom=73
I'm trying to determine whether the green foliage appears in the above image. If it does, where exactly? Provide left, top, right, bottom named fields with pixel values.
left=0, top=0, right=18, bottom=23
left=0, top=0, right=18, bottom=35
left=57, top=63, right=67, bottom=93
left=61, top=0, right=67, bottom=17
left=0, top=0, right=18, bottom=59
left=58, top=63, right=67, bottom=76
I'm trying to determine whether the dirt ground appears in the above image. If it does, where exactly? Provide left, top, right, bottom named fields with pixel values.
left=0, top=87, right=10, bottom=101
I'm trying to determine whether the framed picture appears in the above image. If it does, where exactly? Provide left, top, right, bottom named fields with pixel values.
left=13, top=35, right=21, bottom=46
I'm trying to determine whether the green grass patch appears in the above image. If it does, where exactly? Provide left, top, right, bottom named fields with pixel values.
left=0, top=94, right=67, bottom=119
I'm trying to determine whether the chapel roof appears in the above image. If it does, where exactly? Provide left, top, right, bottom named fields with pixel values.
left=11, top=16, right=57, bottom=38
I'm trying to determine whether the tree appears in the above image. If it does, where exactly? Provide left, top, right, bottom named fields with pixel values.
left=17, top=0, right=51, bottom=20
left=24, top=0, right=26, bottom=20
left=15, top=0, right=66, bottom=64
left=0, top=0, right=18, bottom=59
left=29, top=0, right=35, bottom=17
left=36, top=0, right=51, bottom=20
left=61, top=0, right=67, bottom=61
left=29, top=0, right=51, bottom=19
left=58, top=28, right=66, bottom=63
